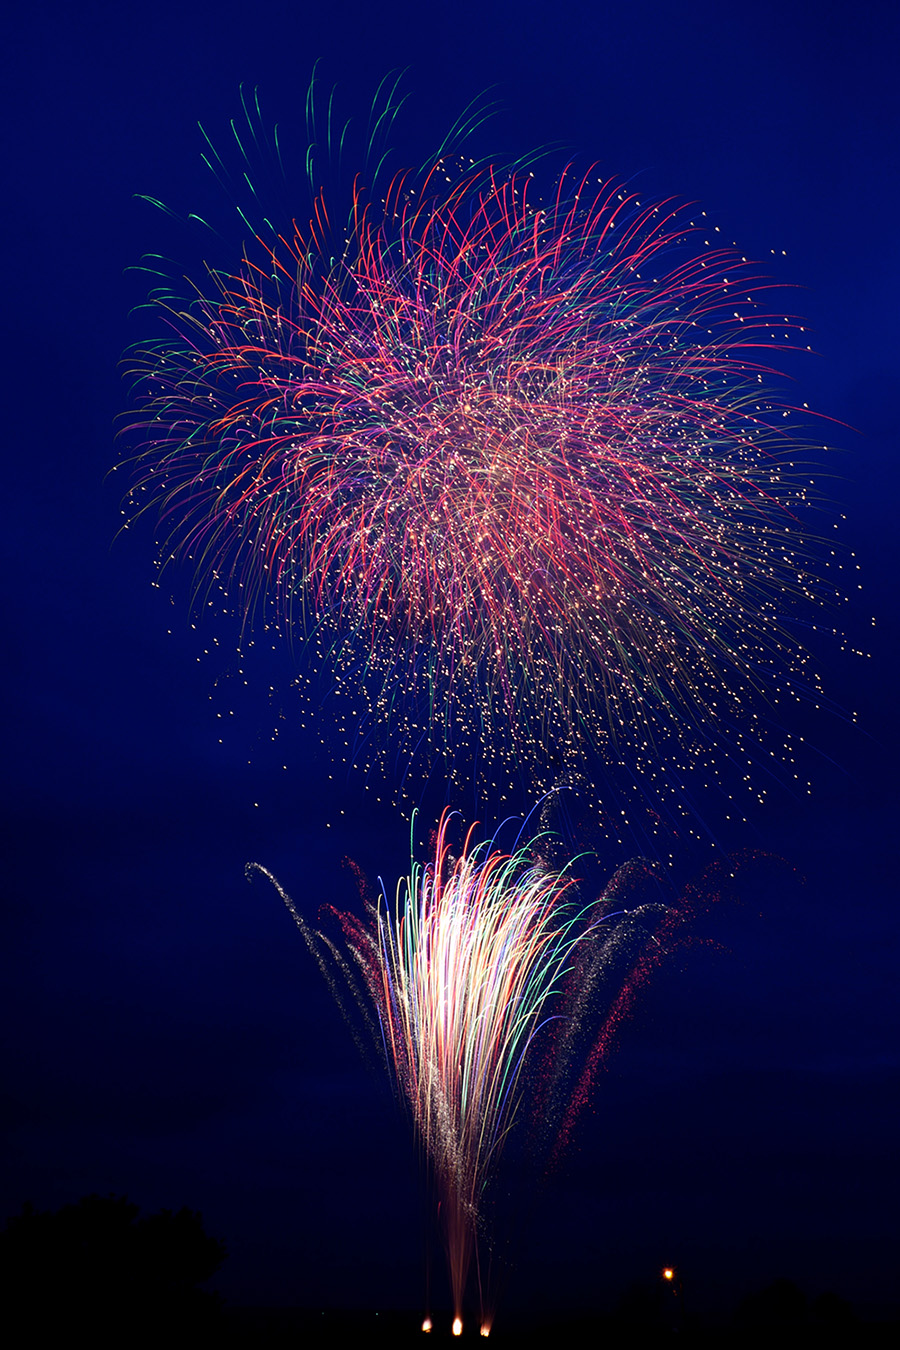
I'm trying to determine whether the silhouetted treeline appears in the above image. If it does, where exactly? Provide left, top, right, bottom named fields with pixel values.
left=0, top=1193, right=225, bottom=1344
left=220, top=1288, right=896, bottom=1348
left=472, top=1278, right=890, bottom=1350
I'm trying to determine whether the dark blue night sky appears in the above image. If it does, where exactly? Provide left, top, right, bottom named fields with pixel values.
left=3, top=0, right=898, bottom=1326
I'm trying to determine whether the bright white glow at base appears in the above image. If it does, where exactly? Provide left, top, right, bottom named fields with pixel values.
left=480, top=1325, right=491, bottom=1337
left=421, top=1317, right=432, bottom=1333
left=452, top=1317, right=463, bottom=1336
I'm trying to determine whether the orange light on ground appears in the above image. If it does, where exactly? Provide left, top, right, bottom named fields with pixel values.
left=452, top=1317, right=463, bottom=1336
left=480, top=1324, right=491, bottom=1337
left=422, top=1317, right=432, bottom=1333
left=662, top=1267, right=675, bottom=1281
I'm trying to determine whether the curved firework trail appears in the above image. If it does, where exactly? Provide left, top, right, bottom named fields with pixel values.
left=122, top=90, right=843, bottom=812
left=250, top=808, right=700, bottom=1331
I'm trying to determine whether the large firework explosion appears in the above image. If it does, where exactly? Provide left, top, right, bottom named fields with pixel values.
left=122, top=92, right=845, bottom=821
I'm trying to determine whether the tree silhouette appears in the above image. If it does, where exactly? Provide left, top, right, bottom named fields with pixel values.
left=0, top=1193, right=226, bottom=1343
left=735, top=1276, right=807, bottom=1333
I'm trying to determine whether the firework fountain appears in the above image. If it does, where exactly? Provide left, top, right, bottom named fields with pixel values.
left=247, top=807, right=738, bottom=1331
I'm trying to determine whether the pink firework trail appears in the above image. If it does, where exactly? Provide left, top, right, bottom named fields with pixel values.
left=124, top=133, right=834, bottom=798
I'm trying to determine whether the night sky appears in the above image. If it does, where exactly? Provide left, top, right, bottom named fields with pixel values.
left=3, top=0, right=898, bottom=1327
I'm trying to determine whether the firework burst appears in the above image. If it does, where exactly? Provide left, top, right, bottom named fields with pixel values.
left=123, top=96, right=842, bottom=814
